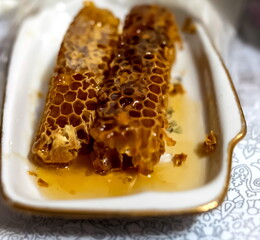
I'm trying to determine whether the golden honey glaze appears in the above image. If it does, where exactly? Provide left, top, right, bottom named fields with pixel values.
left=30, top=93, right=207, bottom=200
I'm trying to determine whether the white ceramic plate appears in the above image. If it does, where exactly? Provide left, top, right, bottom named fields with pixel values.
left=0, top=0, right=246, bottom=216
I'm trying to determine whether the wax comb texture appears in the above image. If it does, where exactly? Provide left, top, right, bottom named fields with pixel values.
left=32, top=3, right=119, bottom=163
left=91, top=5, right=181, bottom=175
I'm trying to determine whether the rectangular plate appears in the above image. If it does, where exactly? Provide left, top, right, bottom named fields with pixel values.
left=0, top=0, right=246, bottom=216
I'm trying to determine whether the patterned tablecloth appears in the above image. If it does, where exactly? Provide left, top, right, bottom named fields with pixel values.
left=0, top=1, right=260, bottom=239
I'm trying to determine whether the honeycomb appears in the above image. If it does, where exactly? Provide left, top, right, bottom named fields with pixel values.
left=204, top=130, right=217, bottom=153
left=32, top=3, right=119, bottom=163
left=90, top=5, right=181, bottom=175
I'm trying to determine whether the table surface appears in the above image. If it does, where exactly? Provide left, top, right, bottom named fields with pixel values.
left=0, top=1, right=260, bottom=239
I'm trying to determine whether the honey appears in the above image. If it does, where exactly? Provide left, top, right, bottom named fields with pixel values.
left=31, top=93, right=207, bottom=200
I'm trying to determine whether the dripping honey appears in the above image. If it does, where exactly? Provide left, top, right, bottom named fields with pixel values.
left=30, top=93, right=207, bottom=200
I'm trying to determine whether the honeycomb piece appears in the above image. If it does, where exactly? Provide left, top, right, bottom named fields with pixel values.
left=32, top=3, right=119, bottom=164
left=204, top=130, right=217, bottom=153
left=172, top=153, right=187, bottom=167
left=90, top=5, right=181, bottom=175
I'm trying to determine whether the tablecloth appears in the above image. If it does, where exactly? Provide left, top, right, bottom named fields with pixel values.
left=0, top=0, right=260, bottom=239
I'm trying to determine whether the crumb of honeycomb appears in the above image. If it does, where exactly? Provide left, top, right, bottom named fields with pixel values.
left=204, top=130, right=217, bottom=153
left=163, top=131, right=176, bottom=146
left=169, top=83, right=185, bottom=96
left=28, top=171, right=38, bottom=177
left=32, top=3, right=119, bottom=164
left=37, top=178, right=49, bottom=187
left=172, top=153, right=187, bottom=167
left=90, top=5, right=181, bottom=175
left=182, top=17, right=197, bottom=34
